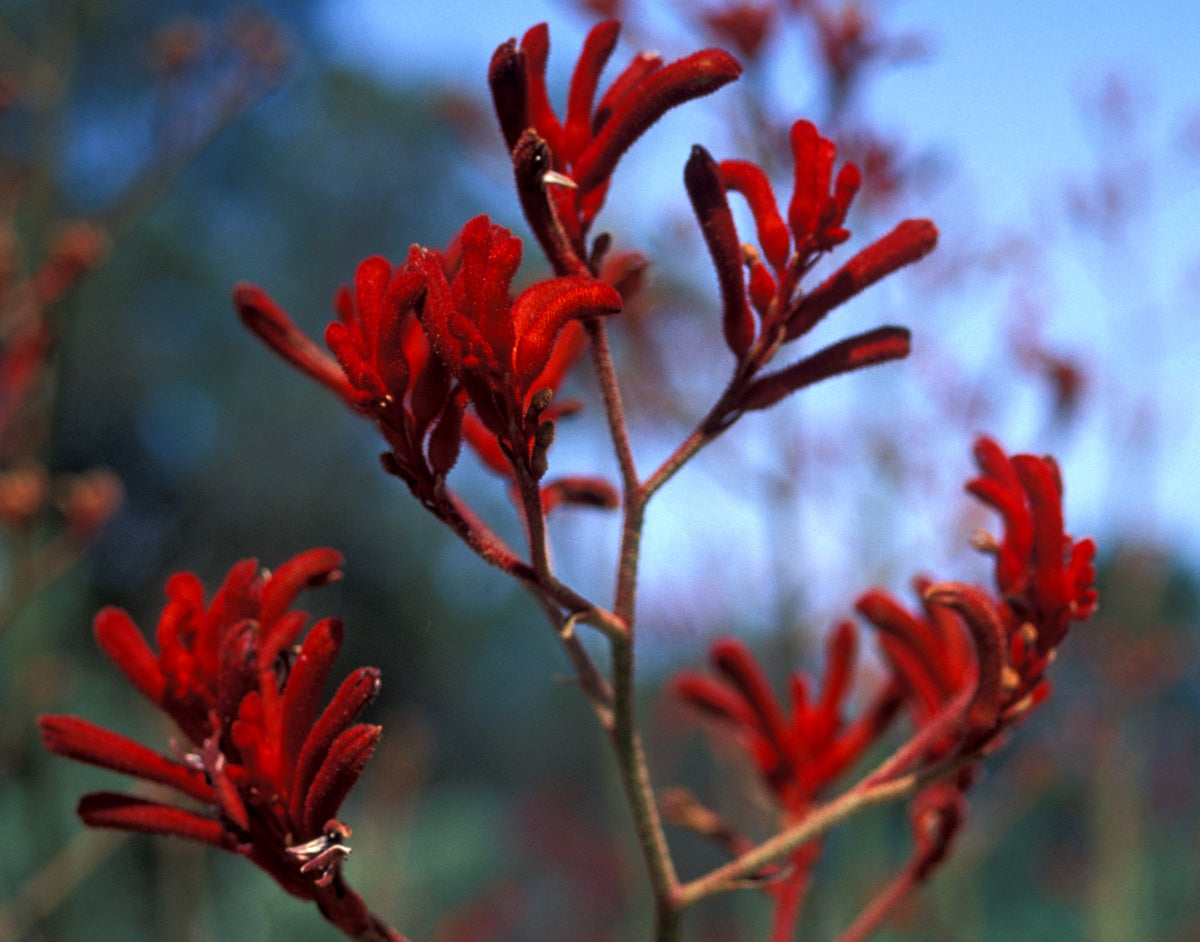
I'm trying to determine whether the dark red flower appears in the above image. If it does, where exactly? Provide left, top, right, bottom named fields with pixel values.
left=235, top=254, right=463, bottom=505
left=673, top=629, right=900, bottom=816
left=853, top=437, right=1098, bottom=884
left=684, top=119, right=937, bottom=415
left=859, top=437, right=1097, bottom=754
left=415, top=215, right=622, bottom=480
left=39, top=550, right=394, bottom=935
left=490, top=20, right=742, bottom=271
left=673, top=630, right=902, bottom=915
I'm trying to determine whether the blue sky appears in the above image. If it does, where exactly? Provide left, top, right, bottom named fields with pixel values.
left=317, top=0, right=1200, bottom=586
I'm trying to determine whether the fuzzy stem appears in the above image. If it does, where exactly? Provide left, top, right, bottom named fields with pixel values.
left=585, top=314, right=682, bottom=939
left=316, top=878, right=410, bottom=942
left=677, top=744, right=973, bottom=909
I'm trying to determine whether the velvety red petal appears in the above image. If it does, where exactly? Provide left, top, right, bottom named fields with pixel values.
left=39, top=715, right=214, bottom=802
left=290, top=667, right=381, bottom=824
left=302, top=723, right=381, bottom=836
left=281, top=618, right=344, bottom=778
left=856, top=589, right=958, bottom=719
left=787, top=120, right=823, bottom=241
left=685, top=145, right=755, bottom=358
left=233, top=283, right=356, bottom=403
left=573, top=48, right=743, bottom=196
left=785, top=219, right=938, bottom=341
left=592, top=51, right=662, bottom=131
left=738, top=326, right=911, bottom=411
left=710, top=638, right=791, bottom=762
left=563, top=20, right=621, bottom=165
left=519, top=23, right=565, bottom=159
left=78, top=792, right=229, bottom=848
left=924, top=583, right=1009, bottom=740
left=259, top=548, right=344, bottom=630
left=93, top=607, right=167, bottom=705
left=489, top=37, right=527, bottom=152
left=672, top=672, right=759, bottom=731
left=817, top=621, right=857, bottom=720
left=511, top=276, right=622, bottom=387
left=718, top=158, right=790, bottom=272
left=352, top=257, right=394, bottom=350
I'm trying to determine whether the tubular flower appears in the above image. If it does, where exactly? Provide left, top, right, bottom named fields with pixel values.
left=672, top=631, right=903, bottom=905
left=415, top=215, right=622, bottom=480
left=235, top=255, right=462, bottom=506
left=684, top=120, right=937, bottom=416
left=858, top=437, right=1097, bottom=755
left=38, top=550, right=394, bottom=936
left=674, top=630, right=900, bottom=814
left=490, top=20, right=742, bottom=271
left=854, top=437, right=1098, bottom=885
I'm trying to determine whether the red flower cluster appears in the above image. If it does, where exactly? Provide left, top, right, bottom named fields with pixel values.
left=673, top=627, right=900, bottom=819
left=685, top=119, right=938, bottom=418
left=236, top=215, right=621, bottom=503
left=674, top=437, right=1097, bottom=890
left=416, top=215, right=621, bottom=480
left=489, top=20, right=742, bottom=272
left=859, top=436, right=1098, bottom=757
left=672, top=627, right=902, bottom=914
left=855, top=437, right=1097, bottom=875
left=38, top=550, right=395, bottom=936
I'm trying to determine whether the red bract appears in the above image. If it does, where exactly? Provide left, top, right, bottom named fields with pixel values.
left=490, top=20, right=742, bottom=271
left=684, top=120, right=937, bottom=415
left=415, top=214, right=622, bottom=480
left=38, top=550, right=393, bottom=934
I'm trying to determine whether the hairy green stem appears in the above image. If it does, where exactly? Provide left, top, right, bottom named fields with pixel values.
left=586, top=316, right=682, bottom=939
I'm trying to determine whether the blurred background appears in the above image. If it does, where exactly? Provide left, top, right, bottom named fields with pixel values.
left=1, top=0, right=1197, bottom=939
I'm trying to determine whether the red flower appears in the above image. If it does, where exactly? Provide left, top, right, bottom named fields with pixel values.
left=235, top=255, right=463, bottom=504
left=853, top=437, right=1098, bottom=883
left=684, top=120, right=937, bottom=413
left=415, top=215, right=622, bottom=479
left=673, top=630, right=899, bottom=816
left=860, top=437, right=1097, bottom=752
left=672, top=630, right=901, bottom=918
left=965, top=436, right=1099, bottom=656
left=39, top=550, right=395, bottom=936
left=490, top=20, right=742, bottom=272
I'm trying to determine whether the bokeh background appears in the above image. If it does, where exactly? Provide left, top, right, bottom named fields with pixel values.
left=2, top=0, right=1198, bottom=939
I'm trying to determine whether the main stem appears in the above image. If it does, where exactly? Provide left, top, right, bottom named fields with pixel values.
left=587, top=318, right=682, bottom=939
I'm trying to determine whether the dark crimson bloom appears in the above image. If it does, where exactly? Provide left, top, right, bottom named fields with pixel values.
left=859, top=436, right=1098, bottom=754
left=490, top=20, right=742, bottom=272
left=39, top=550, right=401, bottom=940
left=685, top=119, right=937, bottom=417
left=238, top=218, right=621, bottom=496
left=235, top=255, right=462, bottom=507
left=854, top=436, right=1098, bottom=884
left=673, top=630, right=902, bottom=921
left=415, top=214, right=622, bottom=480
